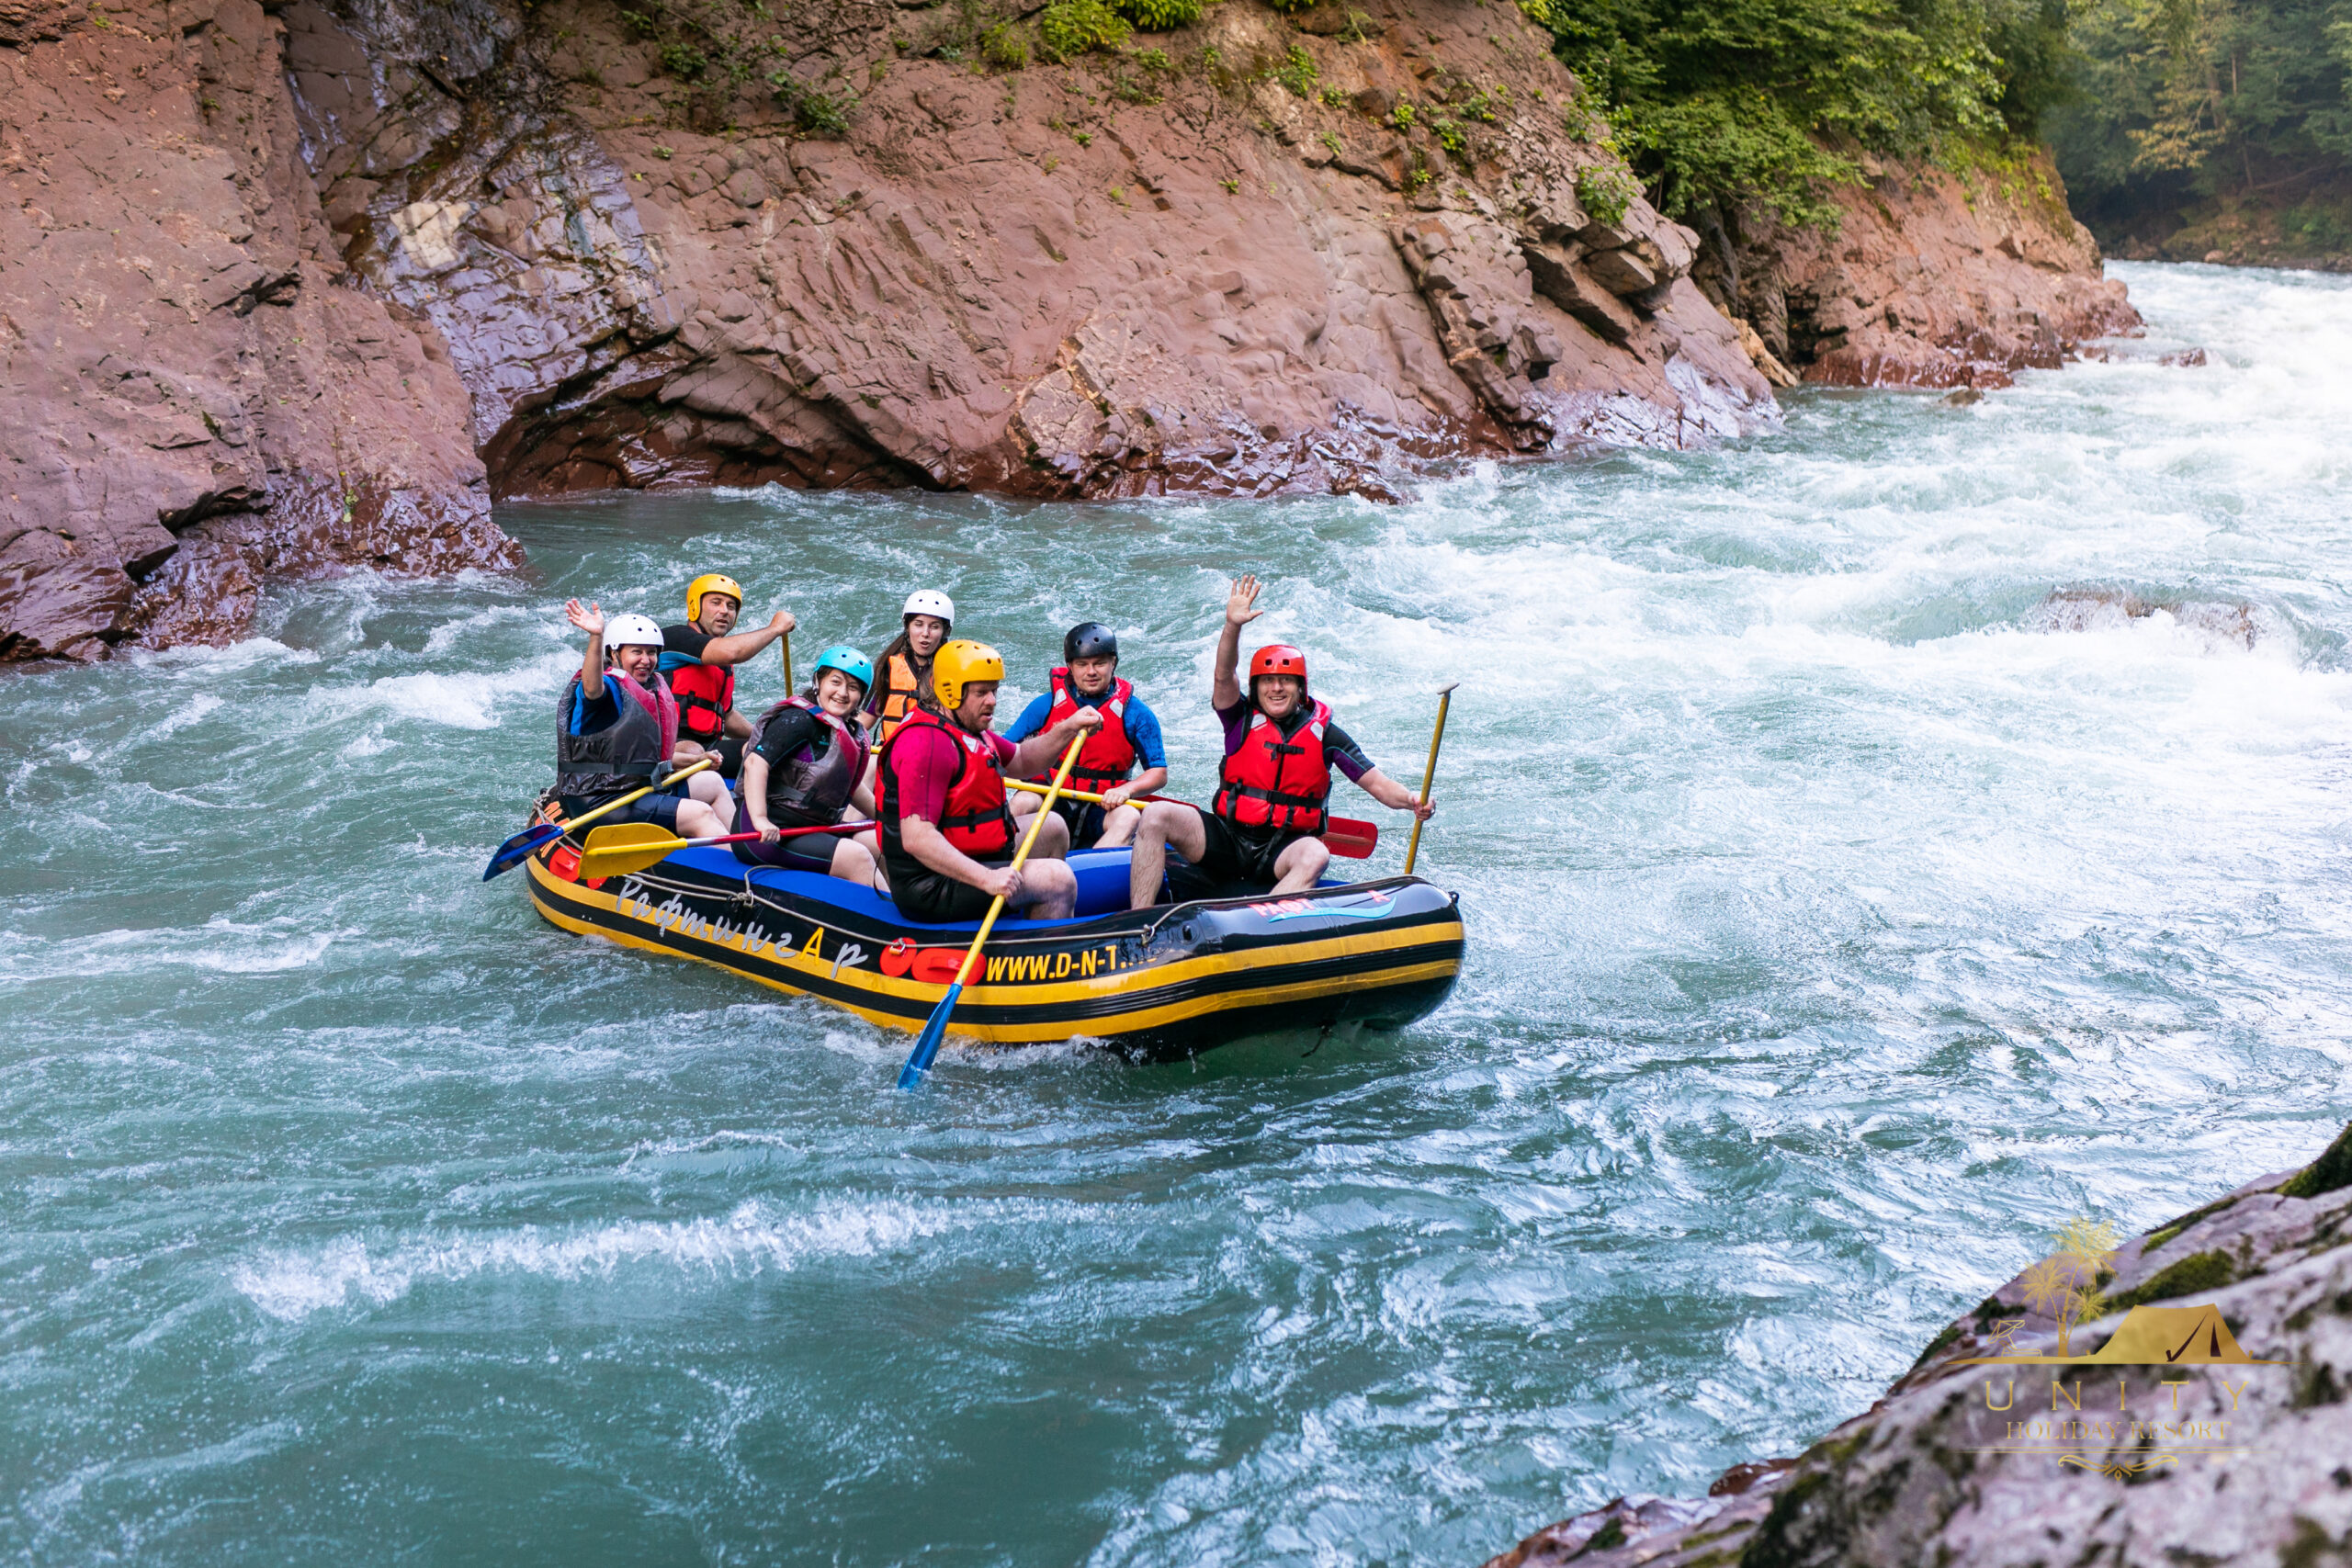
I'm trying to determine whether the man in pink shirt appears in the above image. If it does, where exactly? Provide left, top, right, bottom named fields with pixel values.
left=876, top=639, right=1103, bottom=922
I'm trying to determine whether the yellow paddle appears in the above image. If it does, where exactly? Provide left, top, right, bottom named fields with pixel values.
left=578, top=818, right=876, bottom=879
left=481, top=756, right=717, bottom=880
left=1402, top=683, right=1457, bottom=876
left=897, top=731, right=1089, bottom=1089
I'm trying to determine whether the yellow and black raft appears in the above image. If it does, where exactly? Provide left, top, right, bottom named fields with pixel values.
left=520, top=828, right=1464, bottom=1061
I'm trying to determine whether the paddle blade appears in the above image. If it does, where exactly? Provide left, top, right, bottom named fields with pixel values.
left=897, top=983, right=964, bottom=1089
left=1324, top=818, right=1378, bottom=859
left=576, top=821, right=690, bottom=880
left=482, top=823, right=562, bottom=880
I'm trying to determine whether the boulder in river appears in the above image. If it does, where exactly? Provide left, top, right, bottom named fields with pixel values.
left=1479, top=1118, right=2352, bottom=1568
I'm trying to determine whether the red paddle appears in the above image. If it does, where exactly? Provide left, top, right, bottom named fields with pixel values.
left=1003, top=780, right=1379, bottom=858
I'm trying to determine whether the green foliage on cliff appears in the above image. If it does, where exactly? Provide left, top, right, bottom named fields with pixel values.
left=1040, top=0, right=1131, bottom=58
left=1116, top=0, right=1204, bottom=29
left=1539, top=0, right=2076, bottom=223
left=2045, top=0, right=2352, bottom=225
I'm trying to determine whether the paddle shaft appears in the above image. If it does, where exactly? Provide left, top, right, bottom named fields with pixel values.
left=780, top=628, right=792, bottom=694
left=952, top=732, right=1089, bottom=987
left=1402, top=685, right=1456, bottom=876
left=898, top=730, right=1090, bottom=1089
left=561, top=756, right=715, bottom=839
left=1001, top=779, right=1379, bottom=857
left=577, top=819, right=877, bottom=876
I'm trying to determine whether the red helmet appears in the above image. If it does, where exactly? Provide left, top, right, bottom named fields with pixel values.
left=1250, top=644, right=1308, bottom=693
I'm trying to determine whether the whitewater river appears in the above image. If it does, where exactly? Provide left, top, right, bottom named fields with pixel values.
left=6, top=261, right=2350, bottom=1564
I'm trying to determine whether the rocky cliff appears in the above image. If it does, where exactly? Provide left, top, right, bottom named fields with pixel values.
left=1699, top=152, right=2140, bottom=391
left=1482, top=1118, right=2352, bottom=1568
left=1, top=0, right=2132, bottom=660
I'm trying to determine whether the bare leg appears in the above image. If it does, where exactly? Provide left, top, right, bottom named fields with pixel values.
left=676, top=796, right=731, bottom=840
left=1015, top=859, right=1080, bottom=919
left=856, top=829, right=890, bottom=896
left=1130, top=801, right=1207, bottom=909
left=1023, top=810, right=1071, bottom=862
left=1095, top=803, right=1143, bottom=847
left=1010, top=791, right=1043, bottom=823
left=1269, top=835, right=1332, bottom=895
left=827, top=835, right=877, bottom=886
left=686, top=771, right=730, bottom=809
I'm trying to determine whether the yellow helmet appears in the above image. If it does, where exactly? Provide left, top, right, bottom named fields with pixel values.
left=933, top=639, right=1004, bottom=712
left=685, top=573, right=744, bottom=624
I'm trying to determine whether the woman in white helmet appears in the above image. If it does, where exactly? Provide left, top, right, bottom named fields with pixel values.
left=864, top=588, right=956, bottom=746
left=556, top=599, right=734, bottom=840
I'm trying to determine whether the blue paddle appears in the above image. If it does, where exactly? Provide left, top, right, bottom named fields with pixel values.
left=897, top=731, right=1089, bottom=1089
left=480, top=757, right=716, bottom=881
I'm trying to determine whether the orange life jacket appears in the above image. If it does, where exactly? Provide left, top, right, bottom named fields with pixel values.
left=879, top=707, right=1015, bottom=861
left=1213, top=699, right=1331, bottom=834
left=1025, top=668, right=1137, bottom=791
left=668, top=657, right=734, bottom=748
left=876, top=651, right=930, bottom=744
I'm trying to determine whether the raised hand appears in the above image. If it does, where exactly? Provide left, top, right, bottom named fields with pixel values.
left=1058, top=706, right=1105, bottom=740
left=1226, top=574, right=1264, bottom=627
left=565, top=598, right=605, bottom=637
left=768, top=610, right=797, bottom=635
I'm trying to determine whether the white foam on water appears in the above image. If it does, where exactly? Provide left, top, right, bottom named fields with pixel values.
left=0, top=919, right=350, bottom=982
left=297, top=649, right=575, bottom=731
left=232, top=1196, right=1069, bottom=1321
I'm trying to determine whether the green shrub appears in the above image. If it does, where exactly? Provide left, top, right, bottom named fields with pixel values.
left=1264, top=0, right=1316, bottom=12
left=1575, top=160, right=1640, bottom=226
left=1118, top=0, right=1201, bottom=30
left=980, top=20, right=1030, bottom=67
left=1273, top=42, right=1318, bottom=96
left=1537, top=0, right=2047, bottom=226
left=1040, top=0, right=1130, bottom=58
left=661, top=40, right=709, bottom=78
left=771, top=70, right=857, bottom=132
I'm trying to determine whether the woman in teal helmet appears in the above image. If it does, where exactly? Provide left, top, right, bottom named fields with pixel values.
left=734, top=645, right=884, bottom=886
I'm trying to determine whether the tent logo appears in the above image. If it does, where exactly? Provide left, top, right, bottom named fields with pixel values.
left=1948, top=1219, right=2281, bottom=1479
left=1955, top=1302, right=2278, bottom=1368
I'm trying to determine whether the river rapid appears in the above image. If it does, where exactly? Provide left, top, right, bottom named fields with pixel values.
left=5, top=261, right=2350, bottom=1565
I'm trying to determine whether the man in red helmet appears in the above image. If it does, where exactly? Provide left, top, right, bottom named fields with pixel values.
left=1127, top=574, right=1433, bottom=908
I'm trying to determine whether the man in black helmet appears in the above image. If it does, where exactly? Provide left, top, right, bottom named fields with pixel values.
left=1004, top=621, right=1170, bottom=850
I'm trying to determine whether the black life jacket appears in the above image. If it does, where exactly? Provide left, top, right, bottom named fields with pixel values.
left=555, top=671, right=677, bottom=802
left=740, top=695, right=866, bottom=829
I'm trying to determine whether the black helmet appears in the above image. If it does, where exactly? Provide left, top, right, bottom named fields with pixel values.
left=1064, top=621, right=1119, bottom=664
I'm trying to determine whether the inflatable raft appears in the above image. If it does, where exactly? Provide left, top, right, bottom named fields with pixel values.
left=520, top=834, right=1464, bottom=1060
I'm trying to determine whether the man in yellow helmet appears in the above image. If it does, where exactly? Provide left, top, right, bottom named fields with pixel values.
left=875, top=639, right=1102, bottom=922
left=659, top=573, right=795, bottom=779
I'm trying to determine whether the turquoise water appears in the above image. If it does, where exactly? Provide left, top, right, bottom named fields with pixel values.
left=6, top=261, right=2350, bottom=1565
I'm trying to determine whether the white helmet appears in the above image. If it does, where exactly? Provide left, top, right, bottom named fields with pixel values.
left=902, top=589, right=955, bottom=625
left=604, top=613, right=664, bottom=650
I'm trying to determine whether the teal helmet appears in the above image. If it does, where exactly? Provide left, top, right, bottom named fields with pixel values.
left=810, top=643, right=875, bottom=697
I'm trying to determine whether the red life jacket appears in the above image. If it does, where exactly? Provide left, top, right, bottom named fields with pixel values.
left=1025, top=668, right=1138, bottom=790
left=669, top=657, right=735, bottom=747
left=879, top=707, right=1015, bottom=861
left=1213, top=698, right=1332, bottom=834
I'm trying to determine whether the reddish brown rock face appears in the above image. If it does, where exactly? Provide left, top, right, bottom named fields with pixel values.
left=1696, top=161, right=2143, bottom=390
left=0, top=0, right=2134, bottom=657
left=0, top=0, right=517, bottom=660
left=284, top=0, right=1777, bottom=512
